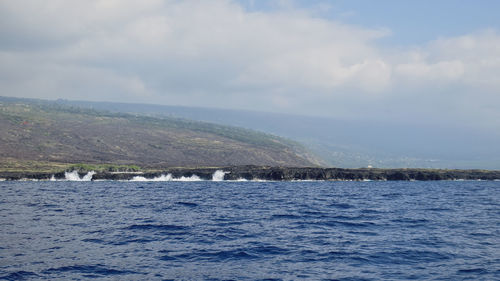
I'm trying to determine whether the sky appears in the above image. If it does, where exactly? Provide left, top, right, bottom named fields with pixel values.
left=1, top=0, right=499, bottom=133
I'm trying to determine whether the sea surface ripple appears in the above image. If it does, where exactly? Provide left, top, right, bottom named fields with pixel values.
left=0, top=181, right=499, bottom=280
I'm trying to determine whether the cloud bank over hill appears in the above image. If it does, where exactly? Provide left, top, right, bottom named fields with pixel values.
left=1, top=0, right=499, bottom=132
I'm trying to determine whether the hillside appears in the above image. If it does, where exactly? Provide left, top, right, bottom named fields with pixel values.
left=55, top=99, right=500, bottom=170
left=0, top=97, right=319, bottom=169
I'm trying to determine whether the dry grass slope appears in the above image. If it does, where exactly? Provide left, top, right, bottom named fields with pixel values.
left=0, top=97, right=319, bottom=169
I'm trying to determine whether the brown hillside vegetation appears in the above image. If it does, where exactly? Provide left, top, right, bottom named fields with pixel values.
left=0, top=97, right=319, bottom=168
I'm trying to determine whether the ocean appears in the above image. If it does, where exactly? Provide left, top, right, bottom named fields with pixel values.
left=0, top=180, right=499, bottom=280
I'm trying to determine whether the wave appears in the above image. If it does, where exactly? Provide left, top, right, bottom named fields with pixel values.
left=212, top=170, right=227, bottom=181
left=63, top=171, right=96, bottom=181
left=130, top=174, right=173, bottom=181
left=0, top=270, right=39, bottom=280
left=160, top=249, right=258, bottom=262
left=131, top=170, right=230, bottom=182
left=42, top=264, right=137, bottom=276
left=45, top=170, right=229, bottom=182
left=176, top=201, right=199, bottom=207
left=37, top=171, right=96, bottom=181
left=128, top=170, right=272, bottom=182
left=130, top=174, right=202, bottom=182
left=176, top=175, right=202, bottom=181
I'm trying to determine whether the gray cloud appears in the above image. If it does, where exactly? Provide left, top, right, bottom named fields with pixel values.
left=0, top=0, right=499, bottom=132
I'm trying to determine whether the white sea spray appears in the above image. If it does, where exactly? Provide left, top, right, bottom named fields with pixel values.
left=131, top=174, right=173, bottom=181
left=130, top=174, right=202, bottom=181
left=174, top=175, right=202, bottom=181
left=64, top=170, right=95, bottom=181
left=212, top=170, right=227, bottom=181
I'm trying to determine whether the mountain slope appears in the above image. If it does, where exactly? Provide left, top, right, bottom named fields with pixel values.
left=55, top=99, right=500, bottom=169
left=0, top=97, right=319, bottom=168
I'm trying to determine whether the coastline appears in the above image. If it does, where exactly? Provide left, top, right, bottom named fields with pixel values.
left=1, top=166, right=500, bottom=181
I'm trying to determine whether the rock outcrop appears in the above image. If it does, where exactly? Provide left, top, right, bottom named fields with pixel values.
left=1, top=166, right=499, bottom=181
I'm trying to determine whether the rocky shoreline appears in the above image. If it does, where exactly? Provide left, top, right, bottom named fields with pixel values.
left=1, top=166, right=500, bottom=181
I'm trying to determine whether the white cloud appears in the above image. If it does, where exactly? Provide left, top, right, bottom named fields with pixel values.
left=395, top=60, right=465, bottom=82
left=0, top=0, right=499, bottom=129
left=393, top=30, right=500, bottom=89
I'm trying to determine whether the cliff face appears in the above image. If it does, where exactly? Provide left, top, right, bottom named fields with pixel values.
left=1, top=166, right=499, bottom=181
left=0, top=97, right=319, bottom=168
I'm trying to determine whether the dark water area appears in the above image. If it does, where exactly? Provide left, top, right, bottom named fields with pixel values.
left=1, top=181, right=499, bottom=280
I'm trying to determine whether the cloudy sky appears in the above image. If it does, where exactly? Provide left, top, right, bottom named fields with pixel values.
left=1, top=0, right=499, bottom=132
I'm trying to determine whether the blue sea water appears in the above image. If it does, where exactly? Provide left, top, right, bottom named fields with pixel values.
left=0, top=181, right=499, bottom=280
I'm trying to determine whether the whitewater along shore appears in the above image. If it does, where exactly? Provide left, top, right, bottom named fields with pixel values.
left=1, top=166, right=500, bottom=181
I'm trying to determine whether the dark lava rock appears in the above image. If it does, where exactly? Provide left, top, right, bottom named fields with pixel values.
left=1, top=166, right=499, bottom=181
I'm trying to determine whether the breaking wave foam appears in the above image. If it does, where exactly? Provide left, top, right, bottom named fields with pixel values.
left=64, top=171, right=95, bottom=181
left=130, top=170, right=230, bottom=182
left=131, top=174, right=202, bottom=182
left=176, top=175, right=202, bottom=181
left=130, top=174, right=173, bottom=182
left=212, top=170, right=227, bottom=181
